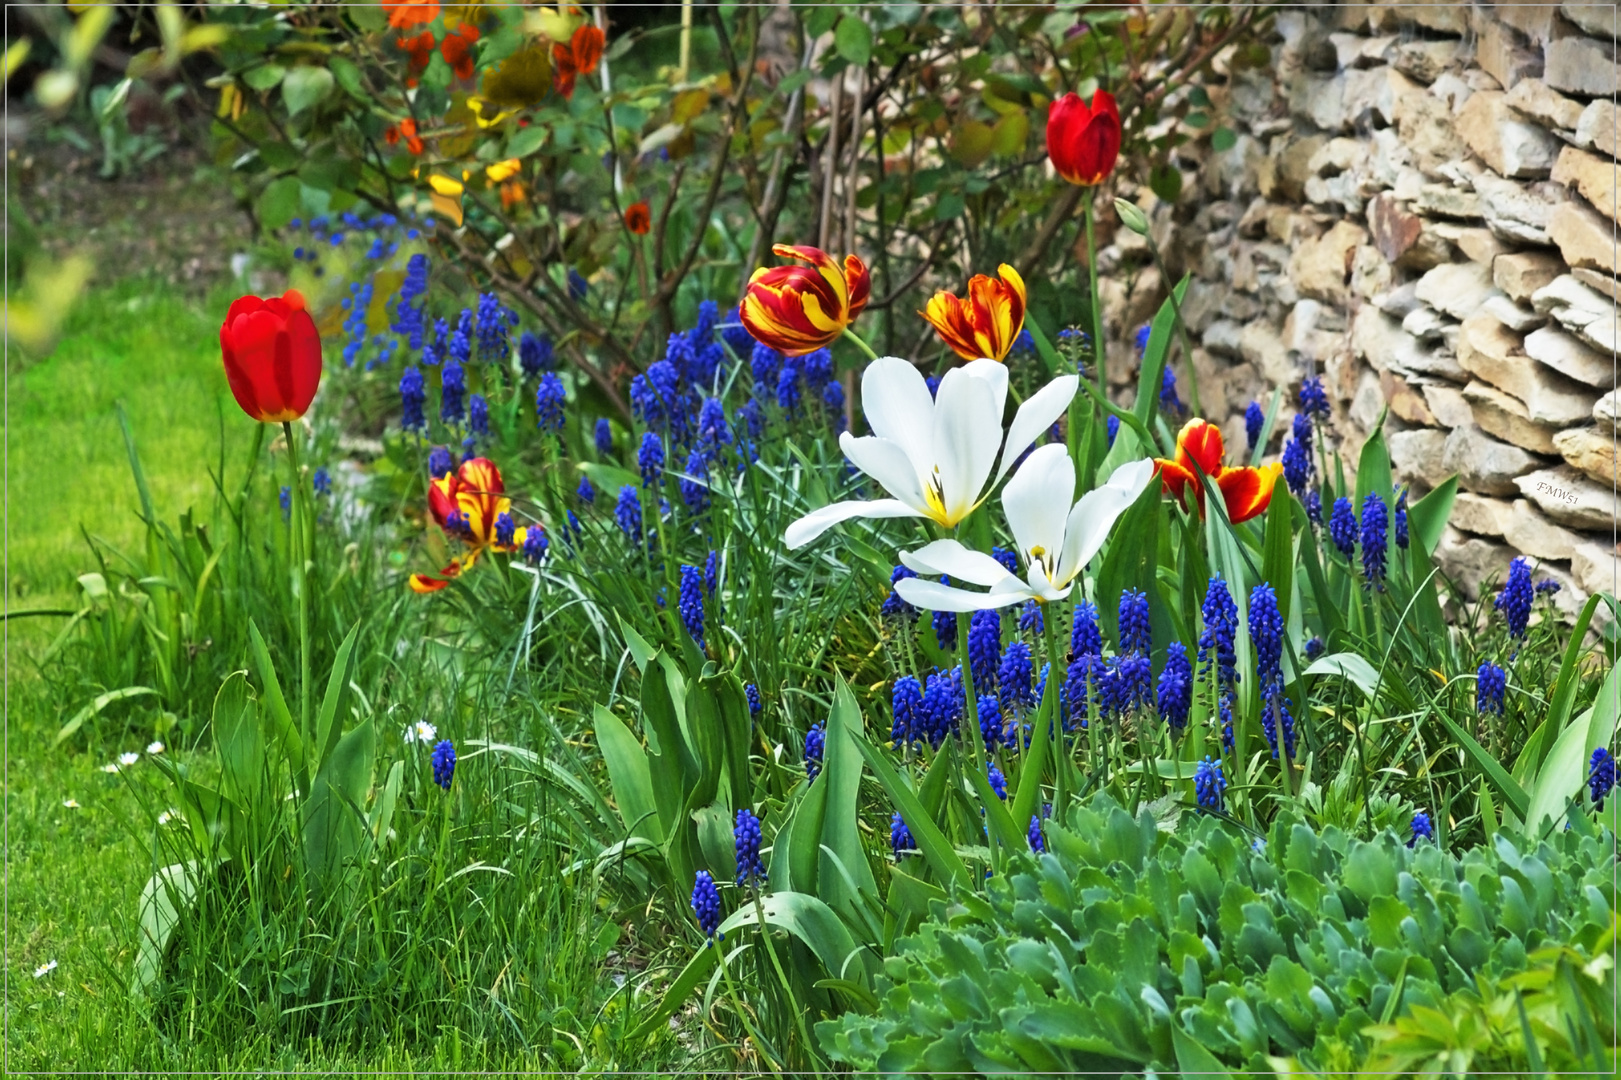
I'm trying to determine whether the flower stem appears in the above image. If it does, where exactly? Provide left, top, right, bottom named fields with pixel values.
left=841, top=326, right=878, bottom=362
left=282, top=421, right=311, bottom=745
left=1084, top=198, right=1107, bottom=390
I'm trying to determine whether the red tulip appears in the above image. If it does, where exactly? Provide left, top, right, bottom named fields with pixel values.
left=740, top=244, right=871, bottom=357
left=219, top=290, right=322, bottom=423
left=624, top=201, right=651, bottom=235
left=1046, top=91, right=1121, bottom=187
left=1154, top=418, right=1281, bottom=525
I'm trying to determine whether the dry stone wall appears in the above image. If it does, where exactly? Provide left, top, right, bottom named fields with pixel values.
left=1116, top=1, right=1617, bottom=617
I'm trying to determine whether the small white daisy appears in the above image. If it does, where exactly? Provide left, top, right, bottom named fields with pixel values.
left=118, top=751, right=140, bottom=767
left=404, top=719, right=437, bottom=745
left=33, top=960, right=57, bottom=978
left=62, top=799, right=80, bottom=809
left=146, top=741, right=165, bottom=755
left=100, top=762, right=121, bottom=774
left=156, top=809, right=181, bottom=826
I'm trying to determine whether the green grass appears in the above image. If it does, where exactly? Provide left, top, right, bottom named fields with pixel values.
left=6, top=276, right=250, bottom=613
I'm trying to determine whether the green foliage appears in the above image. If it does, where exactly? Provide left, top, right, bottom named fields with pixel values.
left=819, top=793, right=1618, bottom=1073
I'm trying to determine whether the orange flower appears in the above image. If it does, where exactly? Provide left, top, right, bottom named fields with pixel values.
left=920, top=264, right=1027, bottom=361
left=384, top=0, right=439, bottom=29
left=499, top=179, right=527, bottom=210
left=552, top=24, right=605, bottom=100
left=396, top=31, right=436, bottom=86
left=624, top=201, right=651, bottom=235
left=411, top=457, right=521, bottom=592
left=1154, top=418, right=1281, bottom=525
left=386, top=117, right=424, bottom=155
left=440, top=22, right=480, bottom=81
left=740, top=244, right=871, bottom=357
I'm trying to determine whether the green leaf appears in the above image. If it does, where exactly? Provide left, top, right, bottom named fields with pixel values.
left=1539, top=593, right=1608, bottom=768
left=594, top=704, right=662, bottom=843
left=615, top=610, right=656, bottom=675
left=1434, top=710, right=1529, bottom=822
left=817, top=677, right=880, bottom=922
left=833, top=16, right=872, bottom=67
left=1303, top=652, right=1382, bottom=701
left=281, top=65, right=333, bottom=117
left=1149, top=161, right=1183, bottom=202
left=313, top=622, right=361, bottom=771
left=629, top=944, right=718, bottom=1041
left=1406, top=476, right=1455, bottom=559
left=852, top=734, right=970, bottom=887
left=1261, top=481, right=1295, bottom=626
left=717, top=891, right=869, bottom=986
left=213, top=671, right=265, bottom=818
left=257, top=175, right=302, bottom=232
left=368, top=760, right=404, bottom=844
left=1132, top=274, right=1190, bottom=435
left=693, top=801, right=735, bottom=880
left=507, top=123, right=547, bottom=159
left=302, top=715, right=375, bottom=894
left=55, top=686, right=158, bottom=745
left=1172, top=1021, right=1233, bottom=1078
left=1210, top=126, right=1237, bottom=152
left=135, top=860, right=209, bottom=992
left=329, top=55, right=364, bottom=99
left=1354, top=422, right=1393, bottom=515
left=241, top=63, right=285, bottom=92
left=1527, top=658, right=1620, bottom=833
left=247, top=620, right=303, bottom=778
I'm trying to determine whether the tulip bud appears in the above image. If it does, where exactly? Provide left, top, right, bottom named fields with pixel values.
left=1114, top=198, right=1149, bottom=236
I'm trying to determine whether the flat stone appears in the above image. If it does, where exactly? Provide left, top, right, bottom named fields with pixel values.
left=1351, top=369, right=1385, bottom=432
left=1544, top=36, right=1621, bottom=99
left=1436, top=525, right=1517, bottom=601
left=1288, top=219, right=1368, bottom=305
left=1505, top=499, right=1585, bottom=560
left=1475, top=19, right=1543, bottom=92
left=1444, top=423, right=1550, bottom=495
left=1493, top=251, right=1566, bottom=303
left=1572, top=269, right=1621, bottom=303
left=1575, top=99, right=1618, bottom=159
left=1396, top=89, right=1471, bottom=174
left=1389, top=428, right=1451, bottom=489
left=1463, top=379, right=1564, bottom=454
left=1239, top=320, right=1293, bottom=389
left=1596, top=389, right=1619, bottom=431
left=1344, top=66, right=1423, bottom=130
left=1548, top=200, right=1618, bottom=276
left=1329, top=32, right=1394, bottom=70
left=1452, top=492, right=1515, bottom=537
left=1382, top=371, right=1438, bottom=426
left=1443, top=225, right=1512, bottom=265
left=1368, top=192, right=1421, bottom=263
left=1499, top=5, right=1561, bottom=44
left=1561, top=2, right=1617, bottom=38
left=1457, top=313, right=1595, bottom=424
left=1416, top=184, right=1483, bottom=219
left=1390, top=39, right=1460, bottom=84
left=1524, top=325, right=1612, bottom=389
left=1572, top=541, right=1621, bottom=598
left=1376, top=282, right=1422, bottom=317
left=1473, top=172, right=1569, bottom=244
left=1351, top=306, right=1469, bottom=381
left=1532, top=274, right=1620, bottom=354
left=1551, top=147, right=1619, bottom=225
left=1503, top=78, right=1585, bottom=132
left=1457, top=90, right=1561, bottom=178
left=1402, top=305, right=1452, bottom=342
left=1415, top=262, right=1502, bottom=321
left=1515, top=466, right=1619, bottom=531
left=1422, top=382, right=1476, bottom=427
left=1482, top=295, right=1547, bottom=332
left=1553, top=427, right=1618, bottom=487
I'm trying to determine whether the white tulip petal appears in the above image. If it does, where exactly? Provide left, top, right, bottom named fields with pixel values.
left=839, top=433, right=927, bottom=511
left=1055, top=457, right=1157, bottom=583
left=995, top=374, right=1079, bottom=485
left=858, top=357, right=935, bottom=480
left=1002, top=445, right=1074, bottom=575
left=931, top=361, right=1007, bottom=523
left=895, top=577, right=1025, bottom=613
left=784, top=498, right=922, bottom=550
left=899, top=539, right=1019, bottom=587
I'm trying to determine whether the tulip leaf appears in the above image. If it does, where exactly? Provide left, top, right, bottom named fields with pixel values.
left=55, top=686, right=159, bottom=745
left=853, top=733, right=970, bottom=888
left=135, top=859, right=210, bottom=993
left=594, top=704, right=662, bottom=843
left=282, top=65, right=333, bottom=117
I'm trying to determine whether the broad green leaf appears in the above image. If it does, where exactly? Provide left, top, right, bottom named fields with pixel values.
left=135, top=860, right=209, bottom=992
left=833, top=16, right=872, bottom=67
left=248, top=620, right=303, bottom=778
left=639, top=662, right=690, bottom=843
left=302, top=716, right=375, bottom=894
left=693, top=801, right=734, bottom=880
left=329, top=55, right=364, bottom=98
left=1303, top=652, right=1382, bottom=701
left=369, top=760, right=404, bottom=844
left=1132, top=274, right=1190, bottom=435
left=629, top=944, right=718, bottom=1041
left=1354, top=421, right=1392, bottom=514
left=281, top=65, right=333, bottom=116
left=1538, top=593, right=1608, bottom=771
left=213, top=671, right=265, bottom=817
left=717, top=890, right=871, bottom=986
left=1527, top=657, right=1619, bottom=833
left=507, top=123, right=547, bottom=159
left=241, top=62, right=285, bottom=91
left=1406, top=476, right=1456, bottom=559
left=615, top=609, right=656, bottom=675
left=853, top=734, right=969, bottom=887
left=1172, top=1021, right=1233, bottom=1078
left=313, top=622, right=361, bottom=770
left=55, top=685, right=158, bottom=745
left=593, top=704, right=662, bottom=842
left=1434, top=710, right=1529, bottom=821
left=1261, top=480, right=1294, bottom=626
left=817, top=677, right=879, bottom=921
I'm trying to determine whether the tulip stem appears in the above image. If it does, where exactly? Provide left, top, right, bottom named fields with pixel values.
left=841, top=326, right=878, bottom=362
left=1083, top=199, right=1107, bottom=391
left=282, top=421, right=311, bottom=746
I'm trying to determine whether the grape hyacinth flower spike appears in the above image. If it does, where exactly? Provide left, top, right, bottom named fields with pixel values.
left=431, top=739, right=456, bottom=790
left=690, top=871, right=722, bottom=942
left=734, top=808, right=765, bottom=886
left=1589, top=747, right=1615, bottom=811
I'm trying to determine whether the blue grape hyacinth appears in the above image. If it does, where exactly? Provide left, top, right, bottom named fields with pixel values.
left=518, top=330, right=553, bottom=376
left=678, top=564, right=705, bottom=647
left=804, top=723, right=825, bottom=783
left=638, top=432, right=665, bottom=486
left=1250, top=582, right=1294, bottom=760
left=1408, top=811, right=1433, bottom=847
left=987, top=762, right=1008, bottom=800
left=1298, top=375, right=1331, bottom=421
left=1282, top=414, right=1313, bottom=498
left=535, top=372, right=566, bottom=431
left=1589, top=747, right=1616, bottom=810
left=881, top=565, right=918, bottom=620
left=967, top=610, right=1001, bottom=693
left=1118, top=589, right=1151, bottom=656
left=932, top=588, right=957, bottom=652
left=734, top=808, right=765, bottom=886
left=1027, top=814, right=1045, bottom=853
left=400, top=366, right=427, bottom=432
left=427, top=445, right=454, bottom=479
left=998, top=642, right=1034, bottom=714
left=1071, top=598, right=1103, bottom=659
left=1394, top=486, right=1409, bottom=549
left=1157, top=642, right=1193, bottom=732
left=594, top=417, right=613, bottom=455
left=745, top=683, right=762, bottom=719
left=977, top=694, right=1004, bottom=752
left=1360, top=492, right=1388, bottom=589
left=431, top=739, right=456, bottom=791
left=614, top=485, right=643, bottom=545
left=1495, top=557, right=1533, bottom=642
left=1194, top=757, right=1226, bottom=813
left=890, top=812, right=916, bottom=858
left=1476, top=661, right=1506, bottom=716
left=1018, top=600, right=1043, bottom=636
left=577, top=476, right=596, bottom=504
left=1198, top=576, right=1239, bottom=750
left=440, top=361, right=466, bottom=425
left=1245, top=400, right=1264, bottom=453
left=690, top=871, right=722, bottom=942
left=1328, top=496, right=1357, bottom=557
left=520, top=526, right=548, bottom=564
left=891, top=675, right=922, bottom=745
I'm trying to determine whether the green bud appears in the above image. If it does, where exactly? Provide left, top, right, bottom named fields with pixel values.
left=1114, top=198, right=1149, bottom=235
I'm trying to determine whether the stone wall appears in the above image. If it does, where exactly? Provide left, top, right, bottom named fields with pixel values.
left=1121, top=1, right=1617, bottom=616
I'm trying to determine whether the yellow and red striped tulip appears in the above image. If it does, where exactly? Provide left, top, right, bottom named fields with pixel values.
left=740, top=244, right=870, bottom=357
left=411, top=457, right=520, bottom=592
left=920, top=264, right=1027, bottom=361
left=1154, top=418, right=1280, bottom=525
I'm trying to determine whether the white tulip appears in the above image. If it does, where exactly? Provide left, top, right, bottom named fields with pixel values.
left=894, top=447, right=1155, bottom=611
left=784, top=357, right=1077, bottom=550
